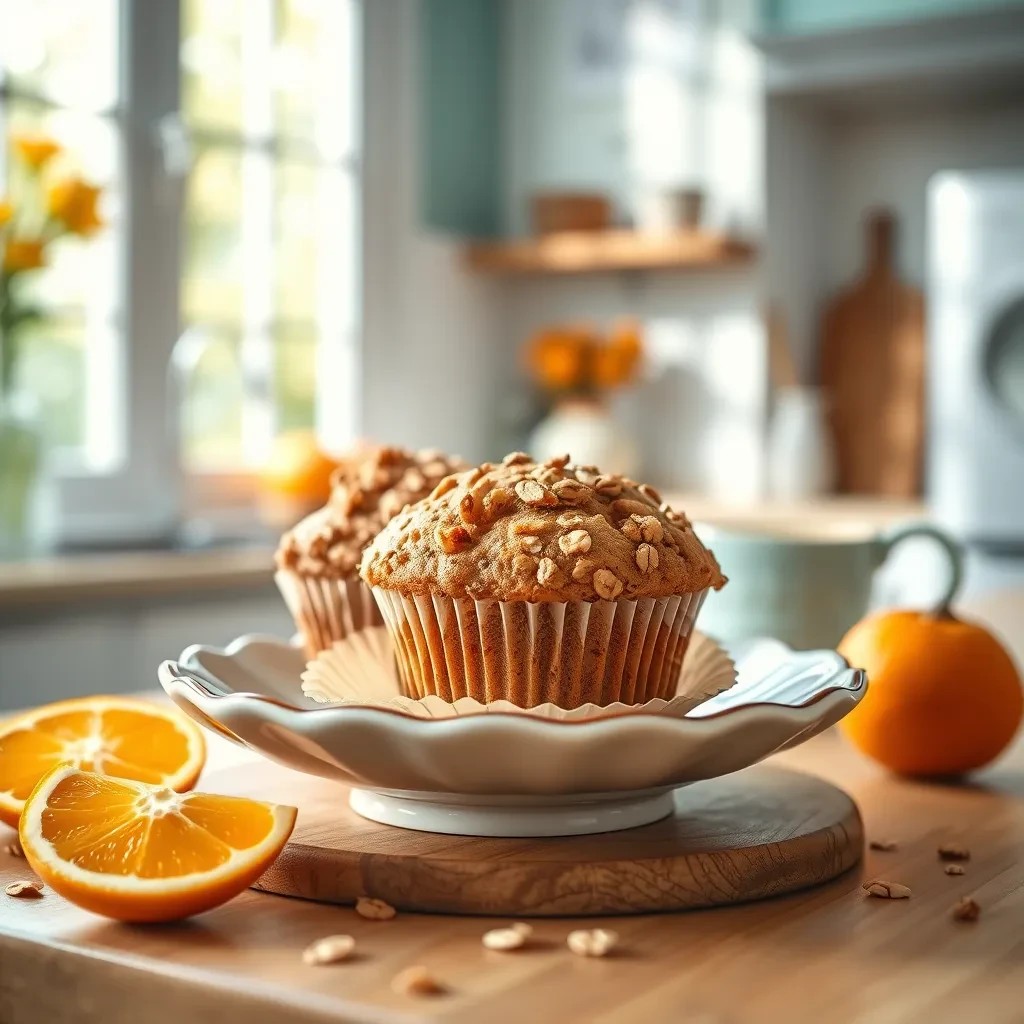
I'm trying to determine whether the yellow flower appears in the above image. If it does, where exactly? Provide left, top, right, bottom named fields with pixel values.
left=593, top=320, right=644, bottom=389
left=47, top=177, right=104, bottom=236
left=13, top=135, right=61, bottom=169
left=3, top=237, right=47, bottom=273
left=526, top=327, right=593, bottom=391
left=0, top=199, right=11, bottom=228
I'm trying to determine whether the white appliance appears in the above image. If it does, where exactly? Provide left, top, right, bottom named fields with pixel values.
left=928, top=170, right=1024, bottom=552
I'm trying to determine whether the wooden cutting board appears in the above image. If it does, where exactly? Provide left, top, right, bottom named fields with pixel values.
left=205, top=759, right=863, bottom=917
left=819, top=211, right=925, bottom=497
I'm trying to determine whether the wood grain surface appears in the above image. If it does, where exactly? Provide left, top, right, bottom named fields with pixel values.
left=820, top=210, right=926, bottom=498
left=0, top=546, right=275, bottom=609
left=464, top=229, right=755, bottom=275
left=238, top=763, right=862, bottom=915
left=2, top=728, right=1023, bottom=1024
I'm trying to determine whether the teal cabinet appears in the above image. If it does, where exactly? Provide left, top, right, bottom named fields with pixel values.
left=419, top=0, right=502, bottom=237
left=762, top=0, right=1024, bottom=34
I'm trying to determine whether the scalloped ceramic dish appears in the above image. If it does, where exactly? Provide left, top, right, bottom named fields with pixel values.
left=158, top=634, right=866, bottom=837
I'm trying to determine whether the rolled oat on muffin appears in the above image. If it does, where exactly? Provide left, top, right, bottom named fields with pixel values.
left=360, top=452, right=725, bottom=708
left=275, top=444, right=466, bottom=658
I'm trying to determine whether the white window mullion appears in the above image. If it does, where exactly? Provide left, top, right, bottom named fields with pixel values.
left=239, top=0, right=274, bottom=467
left=238, top=148, right=274, bottom=465
left=316, top=165, right=359, bottom=450
left=82, top=319, right=121, bottom=472
left=56, top=0, right=184, bottom=544
left=314, top=0, right=361, bottom=452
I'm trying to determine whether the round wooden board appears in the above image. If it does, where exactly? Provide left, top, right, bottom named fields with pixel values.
left=213, top=758, right=863, bottom=917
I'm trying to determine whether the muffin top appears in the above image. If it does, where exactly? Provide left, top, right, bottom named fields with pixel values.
left=276, top=444, right=467, bottom=579
left=360, top=452, right=726, bottom=602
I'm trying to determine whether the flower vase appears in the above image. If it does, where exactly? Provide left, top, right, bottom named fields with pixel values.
left=529, top=397, right=638, bottom=476
left=0, top=390, right=51, bottom=559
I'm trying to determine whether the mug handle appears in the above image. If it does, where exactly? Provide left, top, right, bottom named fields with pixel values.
left=874, top=523, right=964, bottom=613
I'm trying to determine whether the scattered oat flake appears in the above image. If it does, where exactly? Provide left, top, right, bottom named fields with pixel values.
left=303, top=934, right=355, bottom=965
left=5, top=880, right=42, bottom=899
left=391, top=965, right=445, bottom=996
left=938, top=843, right=970, bottom=862
left=537, top=557, right=559, bottom=586
left=567, top=928, right=618, bottom=957
left=4, top=841, right=24, bottom=858
left=482, top=923, right=532, bottom=951
left=559, top=529, right=591, bottom=556
left=862, top=880, right=911, bottom=899
left=355, top=896, right=396, bottom=921
left=620, top=519, right=642, bottom=542
left=593, top=568, right=623, bottom=600
left=869, top=839, right=898, bottom=852
left=639, top=516, right=663, bottom=543
left=952, top=897, right=980, bottom=922
left=635, top=543, right=659, bottom=573
left=515, top=479, right=555, bottom=507
left=945, top=864, right=966, bottom=876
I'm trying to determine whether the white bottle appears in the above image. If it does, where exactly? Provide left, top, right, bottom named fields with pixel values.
left=766, top=386, right=835, bottom=500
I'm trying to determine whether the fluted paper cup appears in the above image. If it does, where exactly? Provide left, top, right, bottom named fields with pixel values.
left=370, top=588, right=708, bottom=709
left=275, top=570, right=384, bottom=659
left=301, top=626, right=735, bottom=720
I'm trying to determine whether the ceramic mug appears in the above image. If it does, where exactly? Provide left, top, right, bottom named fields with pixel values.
left=694, top=521, right=964, bottom=651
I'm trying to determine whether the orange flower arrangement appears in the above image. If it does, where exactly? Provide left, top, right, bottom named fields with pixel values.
left=1, top=134, right=106, bottom=396
left=525, top=320, right=644, bottom=397
left=13, top=136, right=61, bottom=169
left=2, top=238, right=46, bottom=273
left=47, top=178, right=104, bottom=236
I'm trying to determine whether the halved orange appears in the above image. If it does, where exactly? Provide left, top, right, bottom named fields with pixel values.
left=0, top=696, right=206, bottom=828
left=19, top=765, right=297, bottom=921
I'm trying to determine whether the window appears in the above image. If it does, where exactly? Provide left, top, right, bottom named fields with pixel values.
left=179, top=0, right=359, bottom=474
left=0, top=0, right=360, bottom=544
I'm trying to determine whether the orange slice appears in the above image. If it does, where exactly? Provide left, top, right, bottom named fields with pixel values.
left=0, top=696, right=206, bottom=828
left=19, top=765, right=297, bottom=921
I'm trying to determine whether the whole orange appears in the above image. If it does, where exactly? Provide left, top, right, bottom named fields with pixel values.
left=839, top=609, right=1023, bottom=777
left=259, top=430, right=338, bottom=504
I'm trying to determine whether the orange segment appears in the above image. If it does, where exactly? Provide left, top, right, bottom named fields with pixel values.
left=20, top=766, right=296, bottom=922
left=0, top=696, right=206, bottom=827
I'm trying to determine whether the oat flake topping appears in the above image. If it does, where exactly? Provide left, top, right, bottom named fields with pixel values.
left=360, top=454, right=725, bottom=602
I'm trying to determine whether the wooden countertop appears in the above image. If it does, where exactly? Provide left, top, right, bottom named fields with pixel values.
left=1, top=725, right=1021, bottom=1024
left=0, top=546, right=276, bottom=609
left=672, top=493, right=927, bottom=532
left=0, top=497, right=926, bottom=611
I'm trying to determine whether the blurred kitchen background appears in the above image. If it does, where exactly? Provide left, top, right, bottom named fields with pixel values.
left=2, top=0, right=1024, bottom=707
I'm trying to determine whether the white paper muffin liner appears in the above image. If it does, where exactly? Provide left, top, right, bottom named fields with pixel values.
left=362, top=588, right=709, bottom=709
left=302, top=626, right=735, bottom=720
left=274, top=570, right=384, bottom=659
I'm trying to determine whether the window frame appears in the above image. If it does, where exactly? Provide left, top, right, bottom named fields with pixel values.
left=15, top=0, right=363, bottom=546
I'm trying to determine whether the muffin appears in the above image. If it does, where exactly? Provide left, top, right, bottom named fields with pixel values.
left=275, top=444, right=466, bottom=657
left=360, top=452, right=726, bottom=708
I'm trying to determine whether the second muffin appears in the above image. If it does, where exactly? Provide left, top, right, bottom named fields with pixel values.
left=360, top=453, right=726, bottom=708
left=275, top=444, right=465, bottom=657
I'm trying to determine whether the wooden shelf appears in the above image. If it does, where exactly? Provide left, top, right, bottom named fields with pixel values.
left=464, top=229, right=756, bottom=276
